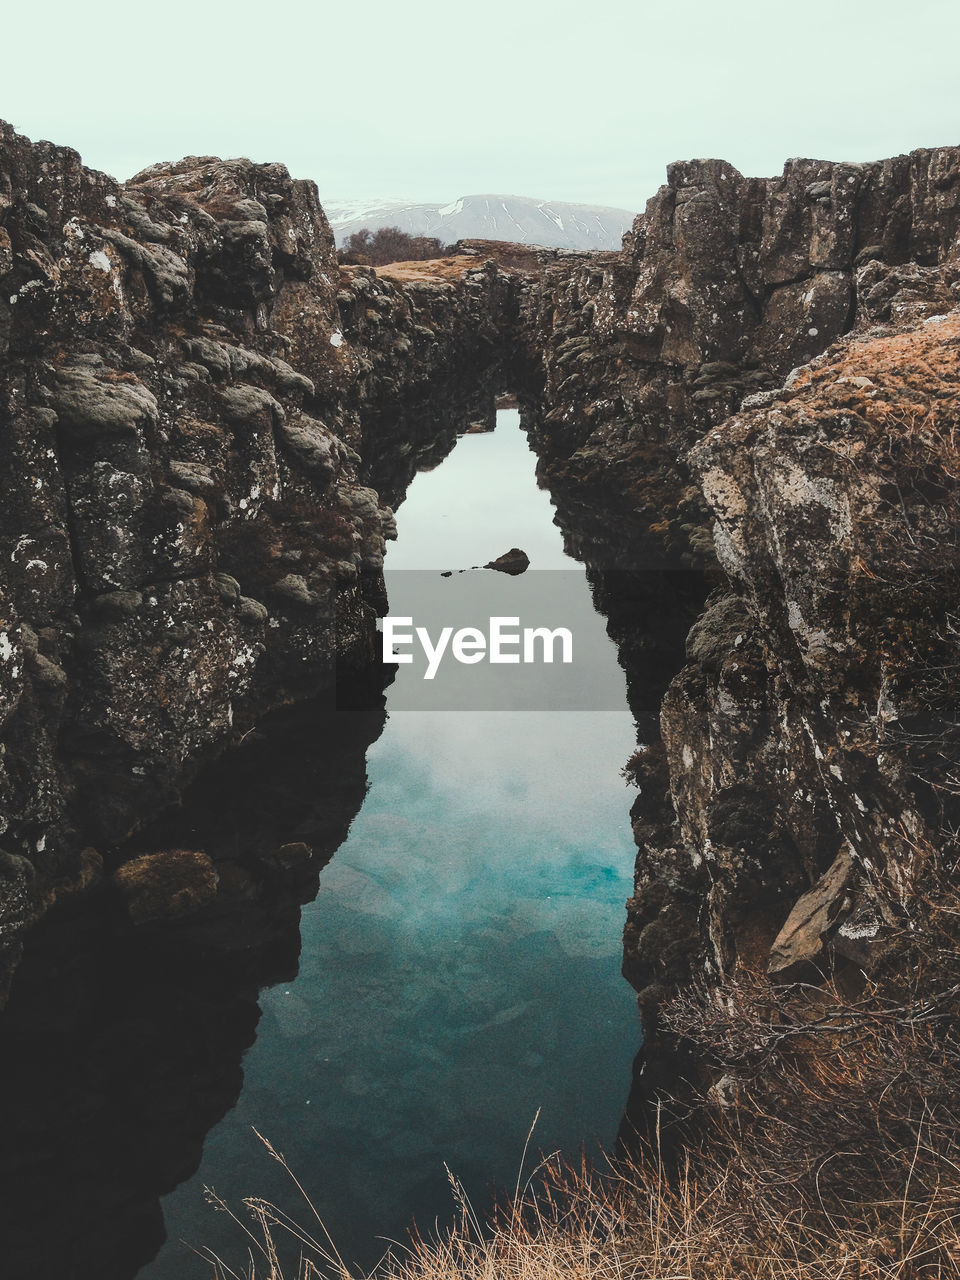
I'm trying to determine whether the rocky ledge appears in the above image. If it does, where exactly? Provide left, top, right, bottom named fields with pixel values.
left=517, top=150, right=960, bottom=569
left=625, top=304, right=960, bottom=1007
left=601, top=221, right=960, bottom=1143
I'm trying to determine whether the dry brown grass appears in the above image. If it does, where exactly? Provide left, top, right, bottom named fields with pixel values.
left=197, top=1102, right=960, bottom=1280
left=373, top=257, right=479, bottom=284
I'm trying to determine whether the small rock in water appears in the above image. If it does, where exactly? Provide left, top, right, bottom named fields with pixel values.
left=484, top=548, right=530, bottom=575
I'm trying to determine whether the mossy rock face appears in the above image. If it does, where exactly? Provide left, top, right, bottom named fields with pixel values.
left=0, top=851, right=36, bottom=930
left=218, top=384, right=283, bottom=430
left=50, top=363, right=159, bottom=438
left=237, top=595, right=268, bottom=624
left=92, top=590, right=144, bottom=619
left=0, top=121, right=516, bottom=987
left=213, top=572, right=242, bottom=602
left=278, top=416, right=337, bottom=479
left=684, top=591, right=752, bottom=673
left=113, top=849, right=218, bottom=924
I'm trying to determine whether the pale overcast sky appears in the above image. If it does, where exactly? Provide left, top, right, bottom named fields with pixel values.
left=4, top=0, right=959, bottom=215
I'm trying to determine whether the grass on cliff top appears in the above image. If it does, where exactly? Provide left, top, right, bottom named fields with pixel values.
left=370, top=257, right=480, bottom=284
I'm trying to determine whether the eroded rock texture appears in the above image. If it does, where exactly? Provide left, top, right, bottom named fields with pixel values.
left=0, top=121, right=522, bottom=988
left=587, top=162, right=960, bottom=1059
left=649, top=312, right=960, bottom=978
left=518, top=150, right=960, bottom=569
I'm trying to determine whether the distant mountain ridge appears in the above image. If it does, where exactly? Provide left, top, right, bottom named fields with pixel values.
left=326, top=193, right=636, bottom=252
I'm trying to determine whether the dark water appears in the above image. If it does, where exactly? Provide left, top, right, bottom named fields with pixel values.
left=127, top=410, right=641, bottom=1275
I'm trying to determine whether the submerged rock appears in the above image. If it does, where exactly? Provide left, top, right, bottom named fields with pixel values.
left=113, top=849, right=219, bottom=924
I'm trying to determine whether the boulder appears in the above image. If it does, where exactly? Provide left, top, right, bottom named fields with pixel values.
left=485, top=548, right=530, bottom=575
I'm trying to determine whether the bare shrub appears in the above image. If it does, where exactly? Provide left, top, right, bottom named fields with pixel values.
left=339, top=228, right=454, bottom=267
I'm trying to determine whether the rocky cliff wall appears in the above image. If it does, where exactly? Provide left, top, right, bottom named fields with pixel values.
left=510, top=153, right=960, bottom=1094
left=487, top=152, right=960, bottom=1114
left=0, top=122, right=523, bottom=990
left=622, top=302, right=960, bottom=1024
left=517, top=150, right=960, bottom=568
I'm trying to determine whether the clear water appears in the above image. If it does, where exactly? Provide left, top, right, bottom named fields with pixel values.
left=142, top=410, right=640, bottom=1276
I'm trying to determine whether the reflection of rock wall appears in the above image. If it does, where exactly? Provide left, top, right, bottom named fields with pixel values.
left=0, top=679, right=388, bottom=1280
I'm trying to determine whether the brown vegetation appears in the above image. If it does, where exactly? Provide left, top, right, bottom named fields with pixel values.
left=339, top=227, right=455, bottom=267
left=113, top=849, right=218, bottom=923
left=201, top=1116, right=960, bottom=1280
left=371, top=256, right=479, bottom=285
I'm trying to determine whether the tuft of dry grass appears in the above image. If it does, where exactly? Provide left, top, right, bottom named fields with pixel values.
left=197, top=1109, right=960, bottom=1280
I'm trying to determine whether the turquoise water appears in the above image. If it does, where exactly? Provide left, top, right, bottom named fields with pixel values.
left=144, top=411, right=640, bottom=1275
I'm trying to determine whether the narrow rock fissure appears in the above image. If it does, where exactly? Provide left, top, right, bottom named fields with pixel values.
left=2, top=118, right=959, bottom=1280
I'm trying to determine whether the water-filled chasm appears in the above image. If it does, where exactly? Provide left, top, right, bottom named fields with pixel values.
left=144, top=409, right=642, bottom=1275
left=0, top=407, right=645, bottom=1280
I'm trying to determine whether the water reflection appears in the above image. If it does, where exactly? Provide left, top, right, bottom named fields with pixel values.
left=0, top=683, right=388, bottom=1280
left=144, top=410, right=641, bottom=1276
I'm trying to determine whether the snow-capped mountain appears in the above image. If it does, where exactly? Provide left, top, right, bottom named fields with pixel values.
left=325, top=194, right=636, bottom=252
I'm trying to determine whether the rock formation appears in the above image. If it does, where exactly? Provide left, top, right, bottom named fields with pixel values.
left=2, top=115, right=960, bottom=1177
left=485, top=547, right=530, bottom=574
left=517, top=150, right=960, bottom=567
left=0, top=120, right=523, bottom=993
left=510, top=151, right=960, bottom=1112
left=626, top=306, right=960, bottom=995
